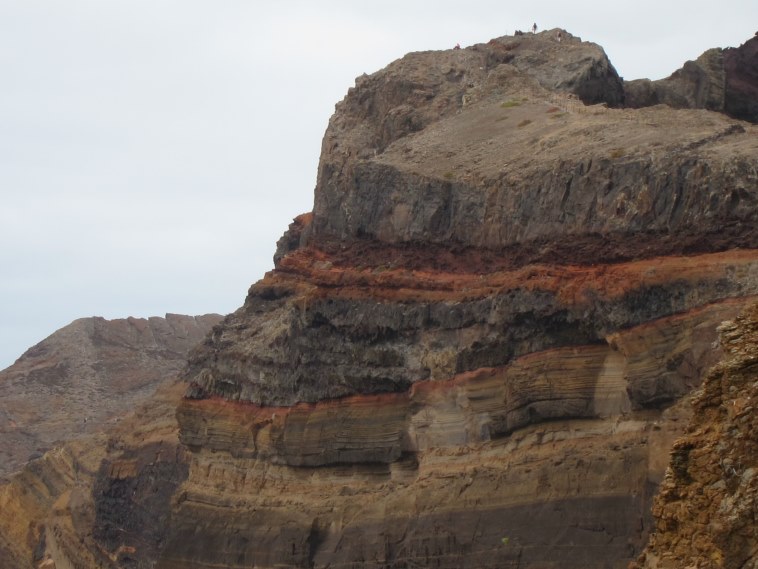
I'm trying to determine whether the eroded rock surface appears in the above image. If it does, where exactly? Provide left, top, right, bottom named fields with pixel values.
left=2, top=31, right=758, bottom=569
left=625, top=35, right=758, bottom=123
left=0, top=382, right=189, bottom=569
left=635, top=302, right=758, bottom=569
left=171, top=32, right=758, bottom=569
left=0, top=313, right=221, bottom=480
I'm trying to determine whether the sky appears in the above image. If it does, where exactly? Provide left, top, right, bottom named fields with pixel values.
left=1, top=0, right=757, bottom=370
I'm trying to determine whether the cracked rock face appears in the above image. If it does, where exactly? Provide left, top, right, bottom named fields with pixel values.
left=168, top=32, right=758, bottom=569
left=624, top=35, right=758, bottom=124
left=0, top=313, right=221, bottom=480
left=2, top=31, right=758, bottom=569
left=634, top=302, right=758, bottom=569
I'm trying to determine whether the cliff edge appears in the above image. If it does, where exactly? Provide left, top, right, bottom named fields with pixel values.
left=635, top=301, right=758, bottom=569
left=168, top=31, right=758, bottom=569
left=1, top=31, right=757, bottom=569
left=625, top=35, right=758, bottom=124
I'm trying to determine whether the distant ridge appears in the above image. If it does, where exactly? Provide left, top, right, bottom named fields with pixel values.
left=0, top=313, right=221, bottom=479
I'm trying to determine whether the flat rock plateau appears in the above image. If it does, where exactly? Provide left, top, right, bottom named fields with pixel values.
left=1, top=30, right=757, bottom=569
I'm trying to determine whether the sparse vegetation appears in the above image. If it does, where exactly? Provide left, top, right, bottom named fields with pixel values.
left=443, top=171, right=454, bottom=180
left=546, top=106, right=560, bottom=113
left=609, top=148, right=624, bottom=159
left=517, top=119, right=532, bottom=128
left=500, top=100, right=521, bottom=108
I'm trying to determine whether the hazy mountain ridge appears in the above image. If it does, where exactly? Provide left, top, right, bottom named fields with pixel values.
left=0, top=313, right=221, bottom=480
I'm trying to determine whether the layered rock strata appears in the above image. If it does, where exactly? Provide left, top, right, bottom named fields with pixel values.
left=0, top=381, right=189, bottom=569
left=635, top=301, right=758, bottom=569
left=0, top=313, right=221, bottom=480
left=169, top=33, right=758, bottom=569
left=167, top=259, right=757, bottom=568
left=1, top=31, right=758, bottom=569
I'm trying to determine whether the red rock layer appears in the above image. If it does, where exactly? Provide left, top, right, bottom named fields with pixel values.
left=3, top=30, right=758, bottom=569
left=163, top=299, right=752, bottom=568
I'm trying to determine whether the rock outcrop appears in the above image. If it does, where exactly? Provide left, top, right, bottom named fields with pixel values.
left=0, top=381, right=189, bottom=569
left=171, top=32, right=758, bottom=569
left=625, top=35, right=758, bottom=124
left=1, top=31, right=757, bottom=569
left=635, top=301, right=758, bottom=569
left=0, top=313, right=221, bottom=480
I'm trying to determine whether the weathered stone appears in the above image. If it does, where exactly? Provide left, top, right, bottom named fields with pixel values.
left=624, top=35, right=758, bottom=124
left=3, top=30, right=758, bottom=569
left=635, top=302, right=758, bottom=569
left=0, top=313, right=221, bottom=481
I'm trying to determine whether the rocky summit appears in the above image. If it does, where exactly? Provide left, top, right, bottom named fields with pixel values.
left=1, top=30, right=757, bottom=569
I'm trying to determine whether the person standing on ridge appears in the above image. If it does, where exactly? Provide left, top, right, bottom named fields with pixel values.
left=532, top=22, right=537, bottom=33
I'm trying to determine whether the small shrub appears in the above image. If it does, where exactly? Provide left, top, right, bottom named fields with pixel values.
left=609, top=148, right=624, bottom=159
left=546, top=106, right=560, bottom=113
left=500, top=100, right=521, bottom=108
left=550, top=113, right=566, bottom=119
left=443, top=171, right=454, bottom=179
left=517, top=119, right=532, bottom=128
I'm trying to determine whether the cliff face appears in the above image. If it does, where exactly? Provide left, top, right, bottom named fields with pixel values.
left=0, top=314, right=221, bottom=480
left=635, top=302, right=758, bottom=569
left=168, top=32, right=758, bottom=569
left=624, top=35, right=758, bottom=124
left=0, top=314, right=221, bottom=569
left=0, top=381, right=190, bottom=569
left=2, top=31, right=757, bottom=569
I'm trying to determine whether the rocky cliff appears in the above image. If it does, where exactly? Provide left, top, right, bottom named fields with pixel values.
left=0, top=314, right=221, bottom=480
left=0, top=380, right=190, bottom=569
left=625, top=34, right=758, bottom=123
left=1, top=31, right=757, bottom=569
left=635, top=301, right=758, bottom=569
left=170, top=31, right=758, bottom=569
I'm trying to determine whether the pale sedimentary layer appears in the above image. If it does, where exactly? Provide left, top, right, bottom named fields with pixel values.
left=161, top=300, right=747, bottom=568
left=3, top=30, right=758, bottom=569
left=186, top=251, right=758, bottom=407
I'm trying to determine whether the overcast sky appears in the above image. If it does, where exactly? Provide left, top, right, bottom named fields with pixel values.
left=1, top=1, right=756, bottom=369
